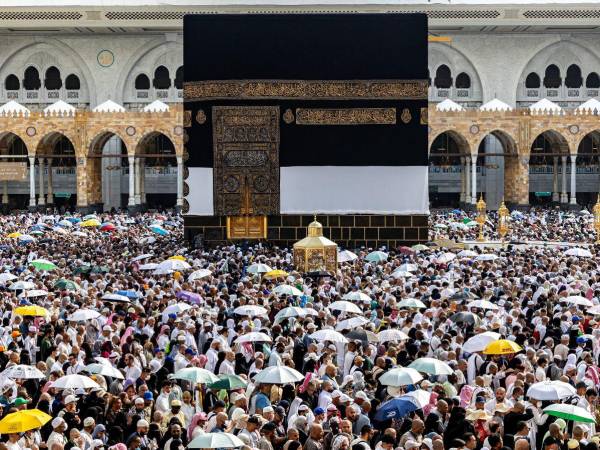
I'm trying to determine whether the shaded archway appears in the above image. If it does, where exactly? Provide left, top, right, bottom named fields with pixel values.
left=89, top=131, right=129, bottom=211
left=476, top=130, right=518, bottom=208
left=135, top=131, right=177, bottom=209
left=37, top=132, right=77, bottom=210
left=530, top=130, right=570, bottom=205
left=577, top=131, right=600, bottom=207
left=0, top=132, right=29, bottom=209
left=429, top=130, right=470, bottom=207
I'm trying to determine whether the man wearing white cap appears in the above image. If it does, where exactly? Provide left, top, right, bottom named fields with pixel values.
left=23, top=326, right=38, bottom=364
left=47, top=417, right=67, bottom=450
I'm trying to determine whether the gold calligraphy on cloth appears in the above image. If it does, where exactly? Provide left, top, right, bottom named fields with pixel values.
left=295, top=108, right=396, bottom=125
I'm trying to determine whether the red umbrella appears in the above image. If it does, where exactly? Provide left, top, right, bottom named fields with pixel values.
left=100, top=223, right=116, bottom=232
left=398, top=246, right=415, bottom=255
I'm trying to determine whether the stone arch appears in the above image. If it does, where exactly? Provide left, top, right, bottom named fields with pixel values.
left=429, top=43, right=484, bottom=102
left=530, top=129, right=571, bottom=156
left=429, top=129, right=471, bottom=156
left=33, top=130, right=78, bottom=156
left=475, top=129, right=518, bottom=155
left=0, top=39, right=95, bottom=104
left=35, top=131, right=77, bottom=207
left=118, top=38, right=183, bottom=104
left=0, top=132, right=31, bottom=209
left=87, top=129, right=129, bottom=156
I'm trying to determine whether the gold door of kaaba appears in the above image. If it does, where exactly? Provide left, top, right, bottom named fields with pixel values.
left=213, top=106, right=279, bottom=239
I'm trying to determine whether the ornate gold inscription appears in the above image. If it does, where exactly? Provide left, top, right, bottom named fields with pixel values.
left=401, top=108, right=412, bottom=124
left=295, top=108, right=396, bottom=125
left=184, top=80, right=428, bottom=101
left=283, top=109, right=295, bottom=124
left=196, top=109, right=206, bottom=124
left=184, top=110, right=192, bottom=127
left=420, top=107, right=428, bottom=125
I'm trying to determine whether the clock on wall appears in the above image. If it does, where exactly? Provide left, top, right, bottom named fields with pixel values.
left=97, top=50, right=115, bottom=68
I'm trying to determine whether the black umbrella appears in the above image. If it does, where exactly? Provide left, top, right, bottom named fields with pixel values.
left=346, top=329, right=378, bottom=348
left=449, top=312, right=481, bottom=326
left=306, top=270, right=333, bottom=278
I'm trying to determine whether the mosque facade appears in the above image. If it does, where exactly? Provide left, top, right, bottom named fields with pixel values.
left=0, top=1, right=599, bottom=213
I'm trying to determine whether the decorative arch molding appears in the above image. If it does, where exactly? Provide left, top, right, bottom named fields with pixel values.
left=429, top=43, right=484, bottom=102
left=134, top=129, right=180, bottom=156
left=33, top=130, right=78, bottom=155
left=86, top=129, right=132, bottom=157
left=117, top=38, right=183, bottom=104
left=429, top=129, right=472, bottom=155
left=475, top=129, right=519, bottom=155
left=0, top=39, right=95, bottom=103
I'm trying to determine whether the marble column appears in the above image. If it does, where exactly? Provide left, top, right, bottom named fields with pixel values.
left=128, top=156, right=135, bottom=207
left=552, top=157, right=559, bottom=202
left=570, top=154, right=577, bottom=205
left=561, top=156, right=568, bottom=203
left=37, top=158, right=45, bottom=206
left=28, top=157, right=36, bottom=207
left=471, top=154, right=477, bottom=204
left=140, top=158, right=146, bottom=204
left=134, top=158, right=142, bottom=205
left=176, top=156, right=184, bottom=207
left=465, top=157, right=471, bottom=204
left=46, top=160, right=53, bottom=204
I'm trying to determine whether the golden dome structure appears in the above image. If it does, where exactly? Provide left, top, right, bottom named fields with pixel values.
left=293, top=216, right=338, bottom=273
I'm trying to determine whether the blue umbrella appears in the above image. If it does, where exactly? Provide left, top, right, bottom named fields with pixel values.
left=116, top=290, right=141, bottom=299
left=149, top=226, right=169, bottom=236
left=374, top=397, right=419, bottom=421
left=451, top=209, right=462, bottom=215
left=67, top=217, right=81, bottom=223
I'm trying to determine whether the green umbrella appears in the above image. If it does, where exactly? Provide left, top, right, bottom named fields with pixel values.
left=91, top=266, right=109, bottom=274
left=30, top=259, right=57, bottom=271
left=462, top=217, right=472, bottom=224
left=73, top=265, right=92, bottom=275
left=543, top=404, right=595, bottom=423
left=172, top=367, right=220, bottom=384
left=411, top=244, right=429, bottom=251
left=53, top=279, right=81, bottom=291
left=208, top=374, right=248, bottom=391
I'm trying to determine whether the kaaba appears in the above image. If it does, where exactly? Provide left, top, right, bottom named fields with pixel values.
left=183, top=13, right=429, bottom=248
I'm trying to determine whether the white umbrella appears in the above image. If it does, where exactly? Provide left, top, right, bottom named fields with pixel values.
left=0, top=273, right=17, bottom=284
left=101, top=293, right=130, bottom=303
left=310, top=330, right=349, bottom=343
left=51, top=374, right=100, bottom=390
left=391, top=270, right=413, bottom=279
left=527, top=380, right=576, bottom=401
left=172, top=367, right=220, bottom=384
left=365, top=251, right=388, bottom=263
left=247, top=263, right=272, bottom=274
left=338, top=250, right=358, bottom=263
left=253, top=365, right=304, bottom=384
left=564, top=295, right=593, bottom=308
left=409, top=357, right=454, bottom=375
left=81, top=363, right=124, bottom=380
left=342, top=291, right=371, bottom=302
left=379, top=367, right=423, bottom=387
left=397, top=298, right=427, bottom=309
left=131, top=254, right=153, bottom=262
left=157, top=259, right=191, bottom=271
left=18, top=289, right=48, bottom=298
left=457, top=250, right=478, bottom=258
left=336, top=316, right=370, bottom=331
left=188, top=433, right=245, bottom=449
left=467, top=300, right=499, bottom=310
left=2, top=365, right=45, bottom=380
left=273, top=285, right=303, bottom=297
left=435, top=252, right=456, bottom=264
left=67, top=309, right=101, bottom=321
left=153, top=267, right=174, bottom=275
left=565, top=248, right=593, bottom=257
left=543, top=404, right=595, bottom=423
left=274, top=306, right=311, bottom=323
left=162, top=303, right=192, bottom=320
left=233, top=305, right=268, bottom=317
left=463, top=332, right=502, bottom=353
left=377, top=329, right=409, bottom=343
left=235, top=332, right=273, bottom=344
left=398, top=263, right=418, bottom=272
left=475, top=254, right=498, bottom=261
left=188, top=269, right=212, bottom=281
left=138, top=263, right=158, bottom=271
left=329, top=301, right=362, bottom=314
left=402, top=389, right=432, bottom=408
left=9, top=281, right=35, bottom=290
left=587, top=305, right=600, bottom=315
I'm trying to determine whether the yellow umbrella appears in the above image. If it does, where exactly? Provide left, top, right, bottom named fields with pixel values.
left=14, top=306, right=49, bottom=317
left=80, top=219, right=101, bottom=227
left=0, top=409, right=52, bottom=433
left=168, top=255, right=186, bottom=261
left=483, top=339, right=523, bottom=355
left=7, top=232, right=21, bottom=238
left=263, top=270, right=289, bottom=280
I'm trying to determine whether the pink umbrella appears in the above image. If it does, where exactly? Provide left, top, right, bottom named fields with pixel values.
left=176, top=290, right=202, bottom=304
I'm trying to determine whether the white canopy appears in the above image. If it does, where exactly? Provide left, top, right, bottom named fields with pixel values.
left=435, top=99, right=464, bottom=112
left=0, top=101, right=30, bottom=117
left=529, top=98, right=562, bottom=113
left=479, top=98, right=512, bottom=111
left=576, top=98, right=600, bottom=113
left=44, top=100, right=76, bottom=115
left=143, top=100, right=170, bottom=112
left=93, top=100, right=126, bottom=113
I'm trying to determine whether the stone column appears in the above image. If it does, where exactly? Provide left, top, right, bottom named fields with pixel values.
left=37, top=158, right=45, bottom=206
left=46, top=159, right=53, bottom=204
left=552, top=157, right=559, bottom=202
left=177, top=156, right=184, bottom=207
left=76, top=157, right=90, bottom=209
left=28, top=157, right=36, bottom=207
left=128, top=156, right=135, bottom=207
left=465, top=157, right=471, bottom=204
left=459, top=157, right=465, bottom=203
left=2, top=181, right=8, bottom=204
left=570, top=154, right=577, bottom=205
left=561, top=156, right=568, bottom=203
left=134, top=158, right=142, bottom=205
left=471, top=154, right=477, bottom=204
left=140, top=158, right=146, bottom=204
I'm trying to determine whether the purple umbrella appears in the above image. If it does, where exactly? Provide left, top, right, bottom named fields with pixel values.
left=176, top=290, right=202, bottom=304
